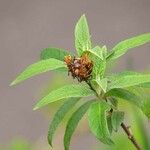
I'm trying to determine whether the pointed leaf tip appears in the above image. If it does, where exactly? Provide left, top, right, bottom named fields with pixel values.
left=10, top=59, right=66, bottom=86
left=33, top=106, right=39, bottom=111
left=75, top=14, right=91, bottom=56
left=10, top=81, right=15, bottom=86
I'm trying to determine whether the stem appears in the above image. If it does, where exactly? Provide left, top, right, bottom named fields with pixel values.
left=87, top=81, right=142, bottom=150
left=121, top=122, right=142, bottom=150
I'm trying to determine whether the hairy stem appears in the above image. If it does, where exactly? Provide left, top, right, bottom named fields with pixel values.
left=121, top=122, right=142, bottom=150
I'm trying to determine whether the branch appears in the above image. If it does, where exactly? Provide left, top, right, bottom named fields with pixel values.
left=121, top=122, right=142, bottom=150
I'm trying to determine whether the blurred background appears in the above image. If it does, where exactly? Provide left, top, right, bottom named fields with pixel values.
left=0, top=0, right=150, bottom=149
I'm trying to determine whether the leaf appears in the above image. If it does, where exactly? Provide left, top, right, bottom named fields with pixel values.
left=88, top=101, right=114, bottom=145
left=108, top=71, right=150, bottom=90
left=91, top=78, right=108, bottom=94
left=90, top=55, right=106, bottom=78
left=40, top=47, right=72, bottom=61
left=90, top=79, right=102, bottom=96
left=106, top=88, right=143, bottom=108
left=139, top=82, right=150, bottom=88
left=107, top=115, right=113, bottom=135
left=34, top=84, right=95, bottom=110
left=97, top=78, right=108, bottom=93
left=64, top=100, right=94, bottom=150
left=10, top=59, right=66, bottom=86
left=111, top=111, right=124, bottom=132
left=141, top=98, right=150, bottom=118
left=75, top=15, right=92, bottom=56
left=107, top=97, right=118, bottom=110
left=82, top=46, right=106, bottom=78
left=107, top=33, right=150, bottom=60
left=48, top=97, right=80, bottom=146
left=83, top=46, right=104, bottom=60
left=102, top=45, right=107, bottom=58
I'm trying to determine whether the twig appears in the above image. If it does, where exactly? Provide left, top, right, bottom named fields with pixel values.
left=87, top=81, right=142, bottom=150
left=121, top=122, right=142, bottom=150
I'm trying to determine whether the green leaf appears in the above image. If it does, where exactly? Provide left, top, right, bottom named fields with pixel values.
left=10, top=59, right=66, bottom=86
left=40, top=47, right=72, bottom=61
left=91, top=78, right=108, bottom=94
left=75, top=15, right=92, bottom=56
left=90, top=79, right=102, bottom=96
left=64, top=100, right=94, bottom=150
left=111, top=111, right=124, bottom=132
left=107, top=97, right=118, bottom=110
left=107, top=33, right=150, bottom=60
left=91, top=55, right=106, bottom=78
left=34, top=84, right=95, bottom=110
left=48, top=97, right=80, bottom=146
left=107, top=115, right=113, bottom=135
left=108, top=71, right=150, bottom=90
left=97, top=78, right=108, bottom=93
left=102, top=45, right=107, bottom=58
left=88, top=101, right=114, bottom=145
left=83, top=46, right=104, bottom=60
left=139, top=82, right=150, bottom=88
left=106, top=88, right=143, bottom=108
left=82, top=46, right=106, bottom=78
left=141, top=98, right=150, bottom=118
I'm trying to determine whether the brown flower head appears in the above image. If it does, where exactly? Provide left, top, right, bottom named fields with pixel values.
left=64, top=54, right=93, bottom=82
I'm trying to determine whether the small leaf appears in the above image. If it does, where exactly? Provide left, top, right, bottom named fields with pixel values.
left=90, top=79, right=102, bottom=96
left=48, top=97, right=80, bottom=146
left=90, top=54, right=106, bottom=78
left=107, top=97, right=118, bottom=110
left=107, top=33, right=150, bottom=60
left=97, top=78, right=108, bottom=93
left=83, top=46, right=104, bottom=60
left=102, top=45, right=107, bottom=58
left=108, top=71, right=150, bottom=90
left=91, top=78, right=108, bottom=93
left=111, top=111, right=124, bottom=132
left=75, top=15, right=92, bottom=56
left=141, top=98, right=150, bottom=118
left=64, top=100, right=94, bottom=150
left=40, top=47, right=72, bottom=61
left=106, top=88, right=143, bottom=108
left=10, top=59, right=66, bottom=86
left=88, top=101, right=114, bottom=145
left=34, top=84, right=95, bottom=110
left=107, top=115, right=113, bottom=135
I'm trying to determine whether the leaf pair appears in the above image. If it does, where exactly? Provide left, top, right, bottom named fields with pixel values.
left=48, top=97, right=94, bottom=150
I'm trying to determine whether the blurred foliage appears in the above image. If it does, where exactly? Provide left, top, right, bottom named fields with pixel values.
left=3, top=138, right=31, bottom=150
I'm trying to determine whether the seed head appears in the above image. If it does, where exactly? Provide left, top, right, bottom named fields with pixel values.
left=64, top=54, right=93, bottom=82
